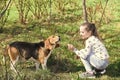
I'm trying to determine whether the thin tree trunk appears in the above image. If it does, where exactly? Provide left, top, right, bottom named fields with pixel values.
left=82, top=0, right=88, bottom=22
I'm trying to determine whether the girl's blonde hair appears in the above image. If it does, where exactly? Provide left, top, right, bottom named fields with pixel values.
left=80, top=22, right=101, bottom=45
left=80, top=22, right=100, bottom=39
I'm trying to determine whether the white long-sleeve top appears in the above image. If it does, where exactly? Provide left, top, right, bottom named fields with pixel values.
left=74, top=36, right=109, bottom=60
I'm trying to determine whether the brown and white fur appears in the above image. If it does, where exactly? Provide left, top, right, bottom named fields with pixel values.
left=3, top=35, right=60, bottom=72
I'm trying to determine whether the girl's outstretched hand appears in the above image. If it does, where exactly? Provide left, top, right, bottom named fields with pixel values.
left=67, top=44, right=75, bottom=51
left=67, top=44, right=80, bottom=59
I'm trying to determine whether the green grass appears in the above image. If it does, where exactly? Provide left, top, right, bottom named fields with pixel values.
left=1, top=22, right=120, bottom=80
left=0, top=0, right=120, bottom=80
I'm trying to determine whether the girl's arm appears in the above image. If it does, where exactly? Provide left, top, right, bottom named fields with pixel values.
left=73, top=40, right=92, bottom=59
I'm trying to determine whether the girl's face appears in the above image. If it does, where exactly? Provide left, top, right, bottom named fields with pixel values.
left=80, top=26, right=92, bottom=39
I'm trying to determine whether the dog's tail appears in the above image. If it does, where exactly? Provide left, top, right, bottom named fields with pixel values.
left=2, top=45, right=9, bottom=63
left=2, top=45, right=10, bottom=80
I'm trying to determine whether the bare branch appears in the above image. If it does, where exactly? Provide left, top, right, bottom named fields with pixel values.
left=0, top=0, right=12, bottom=19
left=99, top=0, right=109, bottom=26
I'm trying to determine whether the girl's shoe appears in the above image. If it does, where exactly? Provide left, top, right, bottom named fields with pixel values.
left=100, top=69, right=106, bottom=74
left=93, top=69, right=106, bottom=74
left=79, top=72, right=95, bottom=78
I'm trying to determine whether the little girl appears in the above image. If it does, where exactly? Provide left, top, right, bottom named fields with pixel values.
left=68, top=22, right=109, bottom=78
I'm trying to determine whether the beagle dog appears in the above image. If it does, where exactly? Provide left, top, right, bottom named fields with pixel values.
left=4, top=35, right=60, bottom=72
